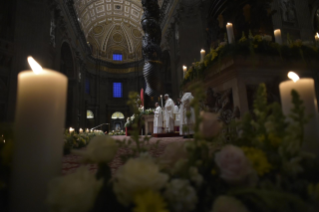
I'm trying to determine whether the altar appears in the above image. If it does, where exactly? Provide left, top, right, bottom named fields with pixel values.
left=143, top=114, right=154, bottom=135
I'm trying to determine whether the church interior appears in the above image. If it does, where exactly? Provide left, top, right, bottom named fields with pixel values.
left=1, top=0, right=319, bottom=211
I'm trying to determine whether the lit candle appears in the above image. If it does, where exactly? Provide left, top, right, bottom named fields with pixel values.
left=183, top=65, right=187, bottom=78
left=69, top=127, right=74, bottom=133
left=79, top=128, right=83, bottom=133
left=279, top=71, right=319, bottom=154
left=226, top=23, right=235, bottom=44
left=315, top=33, right=319, bottom=45
left=274, top=29, right=282, bottom=45
left=200, top=49, right=206, bottom=62
left=11, top=57, right=67, bottom=212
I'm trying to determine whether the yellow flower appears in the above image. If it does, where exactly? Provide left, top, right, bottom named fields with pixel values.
left=241, top=147, right=271, bottom=176
left=133, top=190, right=169, bottom=212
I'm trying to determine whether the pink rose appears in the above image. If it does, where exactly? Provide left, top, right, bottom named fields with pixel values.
left=215, top=145, right=252, bottom=184
left=199, top=112, right=223, bottom=139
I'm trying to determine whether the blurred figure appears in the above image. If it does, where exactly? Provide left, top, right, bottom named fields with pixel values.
left=153, top=102, right=163, bottom=134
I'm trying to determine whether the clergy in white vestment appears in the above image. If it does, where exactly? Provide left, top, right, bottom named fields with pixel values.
left=180, top=92, right=195, bottom=135
left=174, top=104, right=180, bottom=130
left=153, top=102, right=163, bottom=134
left=164, top=94, right=175, bottom=132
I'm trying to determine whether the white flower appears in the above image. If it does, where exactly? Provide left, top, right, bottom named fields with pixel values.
left=158, top=142, right=188, bottom=168
left=113, top=157, right=168, bottom=206
left=199, top=112, right=223, bottom=138
left=211, top=196, right=250, bottom=212
left=261, top=35, right=272, bottom=42
left=47, top=167, right=103, bottom=212
left=189, top=167, right=203, bottom=187
left=72, top=135, right=118, bottom=164
left=215, top=145, right=252, bottom=184
left=164, top=179, right=198, bottom=212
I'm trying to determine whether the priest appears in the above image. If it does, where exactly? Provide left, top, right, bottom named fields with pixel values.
left=164, top=94, right=175, bottom=133
left=153, top=102, right=163, bottom=134
left=180, top=92, right=195, bottom=137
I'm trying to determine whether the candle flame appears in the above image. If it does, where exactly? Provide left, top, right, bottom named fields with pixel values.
left=200, top=49, right=205, bottom=53
left=316, top=32, right=319, bottom=38
left=227, top=23, right=232, bottom=25
left=288, top=71, right=300, bottom=82
left=3, top=140, right=5, bottom=143
left=28, top=56, right=43, bottom=75
left=183, top=65, right=187, bottom=71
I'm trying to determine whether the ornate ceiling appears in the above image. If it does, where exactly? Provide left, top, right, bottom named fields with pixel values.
left=74, top=0, right=144, bottom=64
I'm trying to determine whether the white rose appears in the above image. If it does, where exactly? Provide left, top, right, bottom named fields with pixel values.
left=164, top=179, right=198, bottom=212
left=211, top=196, right=250, bottom=212
left=215, top=145, right=252, bottom=184
left=47, top=167, right=103, bottom=212
left=113, top=157, right=168, bottom=206
left=72, top=135, right=118, bottom=164
left=199, top=112, right=223, bottom=139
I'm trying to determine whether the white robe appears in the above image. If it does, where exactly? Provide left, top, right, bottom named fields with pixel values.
left=164, top=98, right=175, bottom=132
left=174, top=105, right=180, bottom=127
left=153, top=106, right=163, bottom=134
left=180, top=93, right=195, bottom=135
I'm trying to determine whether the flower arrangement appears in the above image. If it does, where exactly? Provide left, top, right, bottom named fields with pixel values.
left=45, top=85, right=319, bottom=212
left=182, top=32, right=319, bottom=86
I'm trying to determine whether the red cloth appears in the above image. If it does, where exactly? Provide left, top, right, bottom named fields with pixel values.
left=140, top=88, right=144, bottom=106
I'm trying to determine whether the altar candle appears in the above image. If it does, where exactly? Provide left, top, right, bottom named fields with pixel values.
left=79, top=128, right=83, bottom=133
left=85, top=128, right=89, bottom=133
left=226, top=23, right=235, bottom=44
left=11, top=57, right=67, bottom=212
left=279, top=71, right=319, bottom=154
left=274, top=29, right=282, bottom=45
left=183, top=65, right=187, bottom=78
left=69, top=127, right=74, bottom=133
left=200, top=49, right=206, bottom=62
left=315, top=33, right=319, bottom=45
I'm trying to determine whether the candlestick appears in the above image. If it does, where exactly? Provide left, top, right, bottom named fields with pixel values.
left=11, top=57, right=67, bottom=212
left=315, top=33, right=319, bottom=46
left=200, top=49, right=206, bottom=62
left=274, top=29, right=282, bottom=45
left=183, top=65, right=187, bottom=78
left=226, top=23, right=235, bottom=44
left=279, top=71, right=319, bottom=154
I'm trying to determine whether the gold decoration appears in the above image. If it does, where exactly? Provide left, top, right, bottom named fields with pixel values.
left=113, top=33, right=123, bottom=42
left=93, top=26, right=103, bottom=34
left=133, top=29, right=142, bottom=38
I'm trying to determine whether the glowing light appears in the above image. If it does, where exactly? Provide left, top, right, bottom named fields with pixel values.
left=227, top=23, right=232, bottom=26
left=69, top=127, right=74, bottom=133
left=3, top=140, right=5, bottom=143
left=27, top=56, right=43, bottom=75
left=183, top=66, right=187, bottom=72
left=288, top=71, right=300, bottom=83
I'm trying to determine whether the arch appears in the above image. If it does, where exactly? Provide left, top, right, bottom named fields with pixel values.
left=60, top=42, right=75, bottom=78
left=111, top=112, right=125, bottom=119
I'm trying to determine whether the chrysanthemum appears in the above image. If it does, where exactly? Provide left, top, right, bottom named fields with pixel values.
left=241, top=147, right=271, bottom=176
left=133, top=190, right=168, bottom=212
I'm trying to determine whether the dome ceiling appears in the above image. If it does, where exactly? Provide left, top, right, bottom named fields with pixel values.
left=74, top=0, right=144, bottom=64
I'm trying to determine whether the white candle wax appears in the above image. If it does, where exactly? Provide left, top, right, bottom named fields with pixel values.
left=11, top=68, right=67, bottom=212
left=274, top=29, right=282, bottom=45
left=226, top=23, right=235, bottom=44
left=279, top=78, right=319, bottom=153
left=200, top=49, right=206, bottom=62
left=183, top=66, right=187, bottom=78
